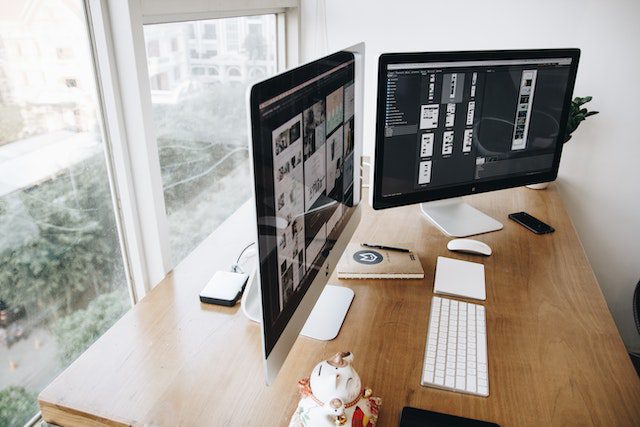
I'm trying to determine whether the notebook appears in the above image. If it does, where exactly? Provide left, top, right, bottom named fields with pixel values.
left=336, top=243, right=424, bottom=279
left=433, top=256, right=486, bottom=301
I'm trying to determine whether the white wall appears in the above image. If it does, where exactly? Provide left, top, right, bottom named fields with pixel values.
left=302, top=0, right=640, bottom=351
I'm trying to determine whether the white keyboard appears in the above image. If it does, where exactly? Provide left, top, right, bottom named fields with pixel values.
left=421, top=296, right=489, bottom=397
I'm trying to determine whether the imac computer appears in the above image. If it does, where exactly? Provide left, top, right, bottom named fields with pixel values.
left=246, top=44, right=365, bottom=384
left=372, top=49, right=580, bottom=236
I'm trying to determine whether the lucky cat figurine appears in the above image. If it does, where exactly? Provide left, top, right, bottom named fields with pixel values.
left=289, top=352, right=381, bottom=427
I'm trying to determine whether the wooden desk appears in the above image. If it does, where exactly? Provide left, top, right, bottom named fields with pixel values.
left=39, top=186, right=640, bottom=426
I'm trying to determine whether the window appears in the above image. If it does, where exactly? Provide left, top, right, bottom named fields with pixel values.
left=147, top=39, right=160, bottom=57
left=0, top=1, right=130, bottom=425
left=56, top=47, right=73, bottom=60
left=190, top=49, right=199, bottom=59
left=171, top=38, right=179, bottom=52
left=203, top=23, right=217, bottom=39
left=227, top=67, right=241, bottom=77
left=143, top=15, right=277, bottom=264
left=202, top=49, right=217, bottom=59
left=150, top=73, right=169, bottom=90
left=226, top=20, right=240, bottom=52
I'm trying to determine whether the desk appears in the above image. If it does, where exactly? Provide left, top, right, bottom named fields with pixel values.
left=39, top=186, right=640, bottom=426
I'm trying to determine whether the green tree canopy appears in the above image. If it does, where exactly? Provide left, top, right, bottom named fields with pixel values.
left=0, top=153, right=125, bottom=316
left=51, top=290, right=129, bottom=365
left=0, top=386, right=38, bottom=427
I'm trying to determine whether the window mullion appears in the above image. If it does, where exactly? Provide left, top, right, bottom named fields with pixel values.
left=284, top=6, right=301, bottom=68
left=89, top=0, right=173, bottom=297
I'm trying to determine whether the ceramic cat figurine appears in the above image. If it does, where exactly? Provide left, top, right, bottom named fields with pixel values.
left=289, top=352, right=381, bottom=427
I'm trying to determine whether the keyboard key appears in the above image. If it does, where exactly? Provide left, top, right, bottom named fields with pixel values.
left=466, top=375, right=476, bottom=392
left=478, top=341, right=487, bottom=364
left=424, top=371, right=434, bottom=383
left=445, top=376, right=455, bottom=388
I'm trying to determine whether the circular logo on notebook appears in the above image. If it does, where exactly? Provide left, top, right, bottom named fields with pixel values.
left=353, top=250, right=383, bottom=265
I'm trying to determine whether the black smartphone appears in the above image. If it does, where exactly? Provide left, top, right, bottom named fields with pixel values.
left=399, top=407, right=500, bottom=427
left=508, top=211, right=554, bottom=234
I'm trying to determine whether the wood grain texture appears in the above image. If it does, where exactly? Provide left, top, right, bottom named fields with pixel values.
left=38, top=185, right=640, bottom=426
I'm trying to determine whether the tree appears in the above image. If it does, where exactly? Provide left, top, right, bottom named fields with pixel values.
left=0, top=386, right=38, bottom=427
left=50, top=289, right=129, bottom=365
left=153, top=83, right=251, bottom=216
left=0, top=152, right=126, bottom=317
left=243, top=31, right=267, bottom=60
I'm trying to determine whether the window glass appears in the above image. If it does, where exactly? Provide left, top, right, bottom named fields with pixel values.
left=144, top=15, right=277, bottom=264
left=0, top=1, right=130, bottom=425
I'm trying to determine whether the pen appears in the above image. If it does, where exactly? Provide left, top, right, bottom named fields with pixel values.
left=361, top=243, right=411, bottom=253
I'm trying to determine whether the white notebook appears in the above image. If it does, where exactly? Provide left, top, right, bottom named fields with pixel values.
left=433, top=256, right=486, bottom=301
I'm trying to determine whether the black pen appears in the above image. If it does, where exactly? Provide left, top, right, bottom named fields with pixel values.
left=361, top=243, right=411, bottom=253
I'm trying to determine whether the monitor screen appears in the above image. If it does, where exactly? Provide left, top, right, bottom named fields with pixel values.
left=373, top=49, right=579, bottom=209
left=250, top=51, right=357, bottom=357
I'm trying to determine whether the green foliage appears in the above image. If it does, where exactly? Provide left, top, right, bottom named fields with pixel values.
left=51, top=289, right=129, bottom=365
left=564, top=96, right=599, bottom=143
left=153, top=84, right=248, bottom=149
left=0, top=153, right=125, bottom=316
left=0, top=104, right=24, bottom=146
left=243, top=31, right=267, bottom=60
left=153, top=84, right=250, bottom=215
left=0, top=386, right=38, bottom=427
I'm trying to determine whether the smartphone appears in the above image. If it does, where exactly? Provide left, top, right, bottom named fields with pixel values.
left=508, top=212, right=554, bottom=234
left=400, top=407, right=500, bottom=427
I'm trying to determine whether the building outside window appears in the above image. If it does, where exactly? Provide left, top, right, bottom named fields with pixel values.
left=203, top=23, right=217, bottom=40
left=203, top=49, right=217, bottom=59
left=0, top=0, right=131, bottom=425
left=226, top=20, right=240, bottom=52
left=56, top=47, right=73, bottom=60
left=147, top=39, right=160, bottom=57
left=143, top=14, right=277, bottom=265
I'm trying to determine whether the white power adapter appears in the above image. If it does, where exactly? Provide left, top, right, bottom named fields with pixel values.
left=199, top=271, right=249, bottom=306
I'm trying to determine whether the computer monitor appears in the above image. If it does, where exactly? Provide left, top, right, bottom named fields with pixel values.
left=247, top=44, right=365, bottom=384
left=372, top=49, right=579, bottom=237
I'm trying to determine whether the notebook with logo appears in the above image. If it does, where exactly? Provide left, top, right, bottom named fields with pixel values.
left=336, top=243, right=424, bottom=279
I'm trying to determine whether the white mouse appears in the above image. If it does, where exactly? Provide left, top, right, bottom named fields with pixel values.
left=447, top=238, right=492, bottom=256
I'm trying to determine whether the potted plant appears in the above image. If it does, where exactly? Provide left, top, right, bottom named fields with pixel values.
left=527, top=96, right=599, bottom=189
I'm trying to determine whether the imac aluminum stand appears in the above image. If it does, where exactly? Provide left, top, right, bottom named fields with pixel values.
left=241, top=272, right=353, bottom=341
left=420, top=197, right=503, bottom=237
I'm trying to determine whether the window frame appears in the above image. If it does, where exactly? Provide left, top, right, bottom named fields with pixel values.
left=87, top=0, right=300, bottom=300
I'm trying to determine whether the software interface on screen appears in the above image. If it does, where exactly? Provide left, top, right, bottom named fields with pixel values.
left=253, top=53, right=356, bottom=355
left=380, top=57, right=573, bottom=197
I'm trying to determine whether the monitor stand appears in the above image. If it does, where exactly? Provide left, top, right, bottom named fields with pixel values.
left=241, top=272, right=354, bottom=341
left=420, top=197, right=503, bottom=237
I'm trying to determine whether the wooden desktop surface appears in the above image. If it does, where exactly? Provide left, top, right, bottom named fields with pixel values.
left=39, top=186, right=640, bottom=426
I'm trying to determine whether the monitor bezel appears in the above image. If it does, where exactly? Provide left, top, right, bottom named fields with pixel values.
left=371, top=48, right=580, bottom=210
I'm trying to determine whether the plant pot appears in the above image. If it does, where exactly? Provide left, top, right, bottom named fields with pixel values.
left=526, top=182, right=551, bottom=190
